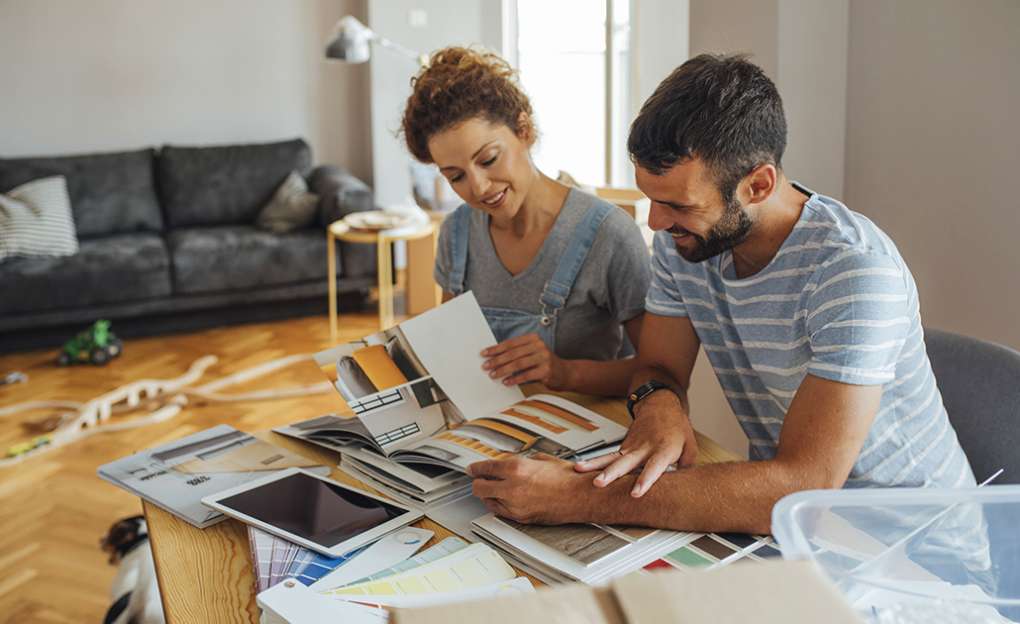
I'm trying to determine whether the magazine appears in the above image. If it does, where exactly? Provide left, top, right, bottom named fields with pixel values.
left=274, top=293, right=628, bottom=479
left=98, top=425, right=329, bottom=528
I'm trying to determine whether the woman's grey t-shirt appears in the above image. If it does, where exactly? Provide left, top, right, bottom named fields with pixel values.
left=433, top=188, right=650, bottom=361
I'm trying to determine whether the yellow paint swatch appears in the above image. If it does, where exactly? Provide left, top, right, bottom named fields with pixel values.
left=352, top=345, right=407, bottom=391
left=465, top=419, right=538, bottom=445
left=500, top=408, right=567, bottom=434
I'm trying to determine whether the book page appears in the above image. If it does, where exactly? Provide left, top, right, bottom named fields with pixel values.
left=399, top=292, right=522, bottom=421
left=482, top=394, right=629, bottom=454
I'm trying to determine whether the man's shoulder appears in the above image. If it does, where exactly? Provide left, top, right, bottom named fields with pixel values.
left=800, top=193, right=906, bottom=272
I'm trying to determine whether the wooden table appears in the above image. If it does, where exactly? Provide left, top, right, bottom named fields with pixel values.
left=327, top=219, right=437, bottom=341
left=144, top=390, right=738, bottom=623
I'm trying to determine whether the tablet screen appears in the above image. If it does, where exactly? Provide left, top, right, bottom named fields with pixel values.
left=217, top=472, right=407, bottom=548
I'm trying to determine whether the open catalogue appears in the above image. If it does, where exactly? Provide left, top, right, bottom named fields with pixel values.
left=274, top=293, right=628, bottom=508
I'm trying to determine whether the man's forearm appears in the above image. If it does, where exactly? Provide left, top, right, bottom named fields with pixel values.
left=577, top=459, right=818, bottom=535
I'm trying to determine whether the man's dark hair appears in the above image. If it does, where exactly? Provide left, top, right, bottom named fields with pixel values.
left=628, top=54, right=787, bottom=203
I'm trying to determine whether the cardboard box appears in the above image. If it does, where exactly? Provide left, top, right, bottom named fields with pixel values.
left=393, top=561, right=863, bottom=624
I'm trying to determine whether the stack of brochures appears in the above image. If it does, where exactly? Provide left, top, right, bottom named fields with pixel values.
left=469, top=512, right=782, bottom=584
left=253, top=528, right=534, bottom=624
left=274, top=292, right=628, bottom=510
left=98, top=425, right=329, bottom=528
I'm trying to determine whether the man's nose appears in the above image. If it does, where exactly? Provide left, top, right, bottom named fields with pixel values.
left=647, top=204, right=674, bottom=231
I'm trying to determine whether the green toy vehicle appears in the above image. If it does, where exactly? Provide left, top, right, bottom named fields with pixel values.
left=57, top=320, right=123, bottom=366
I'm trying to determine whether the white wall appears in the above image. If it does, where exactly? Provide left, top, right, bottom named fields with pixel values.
left=0, top=0, right=373, bottom=182
left=366, top=0, right=501, bottom=207
left=844, top=0, right=1020, bottom=349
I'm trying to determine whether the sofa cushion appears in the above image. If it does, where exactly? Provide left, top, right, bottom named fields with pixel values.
left=168, top=225, right=334, bottom=295
left=0, top=233, right=171, bottom=315
left=158, top=139, right=312, bottom=229
left=0, top=149, right=162, bottom=239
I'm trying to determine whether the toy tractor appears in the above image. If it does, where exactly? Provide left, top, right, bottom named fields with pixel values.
left=57, top=320, right=124, bottom=366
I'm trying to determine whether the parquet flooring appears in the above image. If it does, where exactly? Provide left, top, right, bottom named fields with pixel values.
left=0, top=312, right=385, bottom=623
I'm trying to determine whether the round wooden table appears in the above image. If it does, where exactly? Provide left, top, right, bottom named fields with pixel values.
left=327, top=218, right=437, bottom=342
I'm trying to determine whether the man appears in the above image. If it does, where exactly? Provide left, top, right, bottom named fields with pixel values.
left=468, top=54, right=976, bottom=535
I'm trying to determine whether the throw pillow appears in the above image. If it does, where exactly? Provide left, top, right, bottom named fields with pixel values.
left=0, top=175, right=79, bottom=261
left=255, top=171, right=319, bottom=234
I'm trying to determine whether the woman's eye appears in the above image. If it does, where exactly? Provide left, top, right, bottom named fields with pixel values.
left=481, top=156, right=497, bottom=167
left=449, top=174, right=463, bottom=183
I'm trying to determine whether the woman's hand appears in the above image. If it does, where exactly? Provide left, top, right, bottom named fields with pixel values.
left=574, top=389, right=698, bottom=497
left=481, top=333, right=574, bottom=390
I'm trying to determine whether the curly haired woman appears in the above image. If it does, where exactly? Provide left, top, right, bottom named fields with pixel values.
left=402, top=47, right=649, bottom=396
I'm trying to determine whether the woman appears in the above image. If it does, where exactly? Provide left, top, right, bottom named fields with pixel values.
left=401, top=47, right=650, bottom=396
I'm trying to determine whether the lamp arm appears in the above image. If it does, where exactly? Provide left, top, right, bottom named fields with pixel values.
left=373, top=36, right=426, bottom=66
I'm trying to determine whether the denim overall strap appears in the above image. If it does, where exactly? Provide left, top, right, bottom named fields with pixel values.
left=446, top=204, right=473, bottom=295
left=538, top=201, right=613, bottom=325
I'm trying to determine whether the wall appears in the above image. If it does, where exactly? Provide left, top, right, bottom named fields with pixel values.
left=0, top=0, right=373, bottom=182
left=844, top=0, right=1020, bottom=348
left=366, top=0, right=501, bottom=207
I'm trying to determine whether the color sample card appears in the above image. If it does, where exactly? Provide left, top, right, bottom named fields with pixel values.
left=665, top=546, right=713, bottom=568
left=643, top=532, right=778, bottom=574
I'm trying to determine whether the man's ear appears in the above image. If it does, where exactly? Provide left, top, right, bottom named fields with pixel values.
left=743, top=163, right=778, bottom=205
left=516, top=111, right=536, bottom=146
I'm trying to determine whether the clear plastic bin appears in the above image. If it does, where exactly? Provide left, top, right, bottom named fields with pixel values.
left=773, top=485, right=1020, bottom=623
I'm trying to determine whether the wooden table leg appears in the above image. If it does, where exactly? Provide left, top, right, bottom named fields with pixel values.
left=327, top=228, right=338, bottom=344
left=377, top=235, right=393, bottom=330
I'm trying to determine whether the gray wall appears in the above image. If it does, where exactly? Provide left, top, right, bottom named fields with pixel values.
left=0, top=0, right=373, bottom=182
left=844, top=0, right=1020, bottom=348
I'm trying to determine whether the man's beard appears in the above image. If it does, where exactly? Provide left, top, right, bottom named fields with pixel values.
left=672, top=197, right=754, bottom=263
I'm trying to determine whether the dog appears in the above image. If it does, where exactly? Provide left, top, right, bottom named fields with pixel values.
left=101, top=515, right=165, bottom=624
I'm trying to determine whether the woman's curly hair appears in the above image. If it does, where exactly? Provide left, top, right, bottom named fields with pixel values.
left=402, top=46, right=535, bottom=164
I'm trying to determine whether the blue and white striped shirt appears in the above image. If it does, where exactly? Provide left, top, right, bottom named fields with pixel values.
left=647, top=187, right=975, bottom=490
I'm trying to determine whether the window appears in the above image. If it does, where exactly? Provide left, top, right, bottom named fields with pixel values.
left=512, top=0, right=633, bottom=187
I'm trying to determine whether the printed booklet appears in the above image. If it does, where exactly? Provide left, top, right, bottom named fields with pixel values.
left=274, top=293, right=627, bottom=506
left=98, top=425, right=329, bottom=528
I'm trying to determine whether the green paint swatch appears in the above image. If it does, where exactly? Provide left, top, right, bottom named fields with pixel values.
left=665, top=546, right=713, bottom=568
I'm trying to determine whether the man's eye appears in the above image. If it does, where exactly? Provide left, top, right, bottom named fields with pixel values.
left=449, top=174, right=463, bottom=183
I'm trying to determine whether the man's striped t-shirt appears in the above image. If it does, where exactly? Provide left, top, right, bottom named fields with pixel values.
left=646, top=185, right=976, bottom=490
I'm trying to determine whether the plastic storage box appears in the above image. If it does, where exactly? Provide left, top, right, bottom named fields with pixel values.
left=773, top=485, right=1020, bottom=623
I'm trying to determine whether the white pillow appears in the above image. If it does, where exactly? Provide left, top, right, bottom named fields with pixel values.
left=0, top=175, right=79, bottom=261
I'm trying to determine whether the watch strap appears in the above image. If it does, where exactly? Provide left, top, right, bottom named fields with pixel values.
left=626, top=380, right=673, bottom=419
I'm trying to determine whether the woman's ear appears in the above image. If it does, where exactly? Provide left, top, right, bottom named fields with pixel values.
left=516, top=111, right=536, bottom=146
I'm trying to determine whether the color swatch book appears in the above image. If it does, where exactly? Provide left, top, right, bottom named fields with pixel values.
left=98, top=425, right=329, bottom=528
left=470, top=514, right=691, bottom=585
left=471, top=512, right=783, bottom=585
left=256, top=537, right=533, bottom=623
left=275, top=293, right=627, bottom=504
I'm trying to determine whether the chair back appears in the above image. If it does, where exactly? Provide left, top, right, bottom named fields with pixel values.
left=924, top=328, right=1020, bottom=484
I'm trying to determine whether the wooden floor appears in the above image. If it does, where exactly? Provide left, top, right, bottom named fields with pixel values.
left=0, top=312, right=385, bottom=624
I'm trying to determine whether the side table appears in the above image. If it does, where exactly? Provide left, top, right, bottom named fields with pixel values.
left=327, top=219, right=436, bottom=342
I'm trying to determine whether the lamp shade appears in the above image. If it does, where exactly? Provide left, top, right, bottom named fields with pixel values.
left=325, top=15, right=373, bottom=63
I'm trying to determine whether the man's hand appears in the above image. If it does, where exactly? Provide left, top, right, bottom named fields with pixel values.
left=574, top=389, right=698, bottom=497
left=481, top=333, right=574, bottom=390
left=468, top=454, right=594, bottom=524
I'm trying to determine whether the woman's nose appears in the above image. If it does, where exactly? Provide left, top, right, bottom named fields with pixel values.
left=469, top=173, right=490, bottom=199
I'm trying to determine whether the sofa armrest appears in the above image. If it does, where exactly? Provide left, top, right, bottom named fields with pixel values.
left=309, top=165, right=377, bottom=280
left=308, top=165, right=374, bottom=227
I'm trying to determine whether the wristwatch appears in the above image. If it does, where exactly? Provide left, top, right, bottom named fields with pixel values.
left=626, top=380, right=675, bottom=419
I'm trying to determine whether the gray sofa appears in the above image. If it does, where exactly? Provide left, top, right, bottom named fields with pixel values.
left=0, top=138, right=376, bottom=352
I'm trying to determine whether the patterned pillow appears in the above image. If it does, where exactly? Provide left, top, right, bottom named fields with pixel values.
left=255, top=171, right=319, bottom=234
left=0, top=175, right=79, bottom=261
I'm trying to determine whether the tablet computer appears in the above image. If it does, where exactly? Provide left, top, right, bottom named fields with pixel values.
left=202, top=467, right=423, bottom=557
